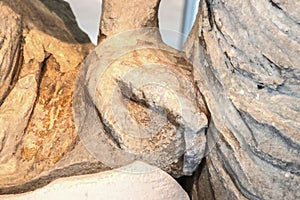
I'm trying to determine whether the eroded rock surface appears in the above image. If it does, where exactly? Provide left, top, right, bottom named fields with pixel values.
left=1, top=0, right=204, bottom=195
left=0, top=0, right=109, bottom=194
left=98, top=0, right=161, bottom=43
left=1, top=0, right=299, bottom=199
left=74, top=28, right=208, bottom=177
left=117, top=77, right=207, bottom=174
left=184, top=0, right=300, bottom=199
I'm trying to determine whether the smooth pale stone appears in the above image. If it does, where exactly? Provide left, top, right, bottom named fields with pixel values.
left=1, top=161, right=189, bottom=200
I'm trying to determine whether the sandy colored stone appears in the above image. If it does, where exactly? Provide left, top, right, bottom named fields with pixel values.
left=74, top=28, right=208, bottom=177
left=0, top=0, right=108, bottom=194
left=98, top=0, right=160, bottom=43
left=1, top=0, right=299, bottom=199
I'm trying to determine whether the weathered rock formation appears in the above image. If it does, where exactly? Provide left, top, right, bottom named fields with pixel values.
left=74, top=27, right=208, bottom=177
left=98, top=0, right=160, bottom=43
left=0, top=0, right=109, bottom=194
left=0, top=0, right=299, bottom=199
left=184, top=0, right=300, bottom=199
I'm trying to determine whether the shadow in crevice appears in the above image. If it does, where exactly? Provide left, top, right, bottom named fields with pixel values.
left=176, top=173, right=194, bottom=199
left=2, top=0, right=91, bottom=44
left=176, top=158, right=215, bottom=200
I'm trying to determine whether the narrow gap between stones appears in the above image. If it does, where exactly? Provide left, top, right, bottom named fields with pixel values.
left=0, top=35, right=23, bottom=107
left=176, top=157, right=207, bottom=198
left=15, top=53, right=51, bottom=152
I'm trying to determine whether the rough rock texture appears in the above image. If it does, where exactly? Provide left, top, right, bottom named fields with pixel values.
left=1, top=0, right=299, bottom=199
left=97, top=0, right=300, bottom=199
left=184, top=0, right=300, bottom=199
left=88, top=0, right=207, bottom=177
left=2, top=161, right=189, bottom=200
left=74, top=28, right=208, bottom=177
left=0, top=0, right=109, bottom=195
left=98, top=0, right=161, bottom=43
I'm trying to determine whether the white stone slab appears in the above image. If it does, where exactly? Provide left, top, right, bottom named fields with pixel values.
left=2, top=161, right=189, bottom=200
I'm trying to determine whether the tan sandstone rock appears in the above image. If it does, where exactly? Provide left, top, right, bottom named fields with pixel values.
left=98, top=0, right=160, bottom=43
left=0, top=0, right=109, bottom=194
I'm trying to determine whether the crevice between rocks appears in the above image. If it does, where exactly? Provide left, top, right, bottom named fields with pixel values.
left=176, top=158, right=216, bottom=200
left=0, top=34, right=23, bottom=107
left=14, top=52, right=51, bottom=153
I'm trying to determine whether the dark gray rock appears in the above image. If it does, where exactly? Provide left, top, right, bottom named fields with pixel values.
left=185, top=0, right=300, bottom=199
